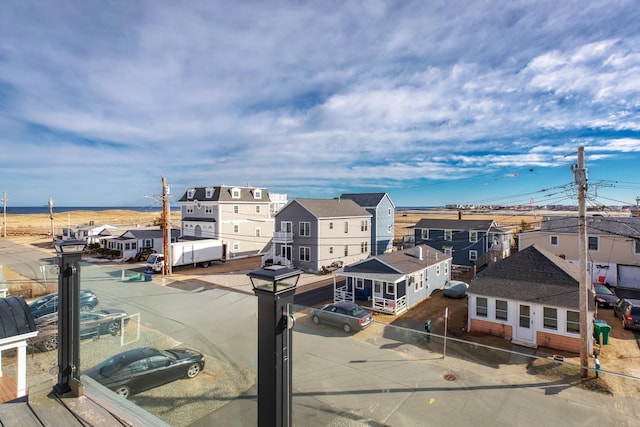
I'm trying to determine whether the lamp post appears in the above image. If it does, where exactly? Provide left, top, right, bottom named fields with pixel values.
left=53, top=239, right=86, bottom=396
left=248, top=266, right=302, bottom=427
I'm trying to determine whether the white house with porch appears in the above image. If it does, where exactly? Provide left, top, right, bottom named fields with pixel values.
left=333, top=245, right=451, bottom=315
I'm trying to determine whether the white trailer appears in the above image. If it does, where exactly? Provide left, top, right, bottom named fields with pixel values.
left=146, top=239, right=225, bottom=272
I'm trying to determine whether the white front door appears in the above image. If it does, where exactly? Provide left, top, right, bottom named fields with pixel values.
left=373, top=281, right=383, bottom=299
left=516, top=304, right=534, bottom=342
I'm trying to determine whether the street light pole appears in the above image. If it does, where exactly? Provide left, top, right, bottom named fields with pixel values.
left=574, top=147, right=590, bottom=378
left=249, top=266, right=302, bottom=427
left=53, top=240, right=86, bottom=396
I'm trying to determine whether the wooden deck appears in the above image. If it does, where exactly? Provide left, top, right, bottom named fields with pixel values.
left=0, top=376, right=18, bottom=403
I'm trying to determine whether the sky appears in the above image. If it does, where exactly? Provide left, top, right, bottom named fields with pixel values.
left=1, top=1, right=640, bottom=209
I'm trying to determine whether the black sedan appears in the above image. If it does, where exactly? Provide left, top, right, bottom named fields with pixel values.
left=84, top=347, right=205, bottom=399
left=30, top=309, right=129, bottom=351
left=311, top=301, right=373, bottom=333
left=29, top=289, right=99, bottom=318
left=593, top=284, right=619, bottom=308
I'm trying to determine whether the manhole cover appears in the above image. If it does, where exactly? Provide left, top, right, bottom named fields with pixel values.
left=443, top=373, right=457, bottom=381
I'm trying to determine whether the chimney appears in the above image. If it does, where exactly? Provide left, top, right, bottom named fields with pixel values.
left=458, top=211, right=462, bottom=220
left=415, top=246, right=423, bottom=260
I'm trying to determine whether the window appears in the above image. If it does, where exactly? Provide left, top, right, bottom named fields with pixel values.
left=469, top=231, right=478, bottom=242
left=421, top=229, right=429, bottom=239
left=233, top=242, right=239, bottom=251
left=299, top=247, right=310, bottom=262
left=233, top=224, right=239, bottom=234
left=255, top=228, right=261, bottom=237
left=344, top=222, right=349, bottom=233
left=495, top=300, right=508, bottom=321
left=329, top=222, right=333, bottom=230
left=519, top=305, right=530, bottom=328
left=355, top=278, right=364, bottom=290
left=588, top=236, right=599, bottom=251
left=299, top=221, right=310, bottom=236
left=344, top=245, right=348, bottom=256
left=329, top=247, right=333, bottom=254
left=444, top=230, right=452, bottom=241
left=444, top=262, right=449, bottom=275
left=388, top=208, right=392, bottom=216
left=205, top=188, right=213, bottom=198
left=566, top=310, right=580, bottom=333
left=415, top=273, right=424, bottom=291
left=443, top=246, right=452, bottom=256
left=232, top=188, right=241, bottom=198
left=254, top=189, right=262, bottom=199
left=233, top=205, right=239, bottom=214
left=543, top=307, right=557, bottom=330
left=255, top=205, right=261, bottom=214
left=282, top=221, right=292, bottom=233
left=469, top=250, right=478, bottom=262
left=386, top=282, right=395, bottom=295
left=205, top=206, right=213, bottom=214
left=187, top=188, right=195, bottom=199
left=435, top=264, right=440, bottom=275
left=388, top=224, right=392, bottom=233
left=361, top=242, right=368, bottom=253
left=476, top=297, right=488, bottom=317
left=635, top=239, right=640, bottom=255
left=361, top=220, right=368, bottom=232
left=186, top=206, right=194, bottom=214
left=550, top=235, right=558, bottom=246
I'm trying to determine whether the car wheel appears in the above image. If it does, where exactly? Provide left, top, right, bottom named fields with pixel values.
left=312, top=315, right=320, bottom=325
left=107, top=321, right=121, bottom=336
left=43, top=335, right=58, bottom=351
left=114, top=385, right=130, bottom=399
left=80, top=304, right=92, bottom=312
left=186, top=363, right=202, bottom=378
left=343, top=323, right=352, bottom=333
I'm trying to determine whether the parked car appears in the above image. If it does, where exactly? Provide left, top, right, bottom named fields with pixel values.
left=593, top=284, right=619, bottom=308
left=442, top=280, right=469, bottom=299
left=311, top=301, right=372, bottom=333
left=30, top=309, right=129, bottom=351
left=613, top=298, right=640, bottom=330
left=28, top=289, right=99, bottom=318
left=84, top=347, right=205, bottom=399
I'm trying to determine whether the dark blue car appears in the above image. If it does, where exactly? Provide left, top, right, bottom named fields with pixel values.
left=28, top=289, right=99, bottom=318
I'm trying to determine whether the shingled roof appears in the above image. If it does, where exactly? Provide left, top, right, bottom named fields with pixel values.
left=293, top=198, right=370, bottom=218
left=539, top=216, right=640, bottom=238
left=179, top=186, right=270, bottom=203
left=339, top=193, right=392, bottom=208
left=413, top=218, right=496, bottom=230
left=469, top=245, right=594, bottom=310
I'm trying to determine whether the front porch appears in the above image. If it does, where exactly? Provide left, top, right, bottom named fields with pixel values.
left=334, top=284, right=407, bottom=315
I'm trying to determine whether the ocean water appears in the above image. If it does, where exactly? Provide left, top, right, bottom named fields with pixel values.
left=5, top=206, right=166, bottom=215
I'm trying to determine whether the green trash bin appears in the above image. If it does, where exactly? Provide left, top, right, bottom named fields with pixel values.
left=593, top=320, right=610, bottom=345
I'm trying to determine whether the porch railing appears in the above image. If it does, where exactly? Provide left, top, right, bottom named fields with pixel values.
left=272, top=231, right=294, bottom=243
left=334, top=285, right=353, bottom=302
left=372, top=295, right=407, bottom=315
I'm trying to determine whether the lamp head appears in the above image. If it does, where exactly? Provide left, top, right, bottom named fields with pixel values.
left=248, top=266, right=303, bottom=294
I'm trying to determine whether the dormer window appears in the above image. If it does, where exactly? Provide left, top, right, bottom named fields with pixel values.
left=187, top=188, right=196, bottom=199
left=231, top=188, right=241, bottom=199
left=205, top=187, right=214, bottom=198
left=254, top=189, right=262, bottom=199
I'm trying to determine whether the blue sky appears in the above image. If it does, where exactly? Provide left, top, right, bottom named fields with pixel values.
left=1, top=1, right=640, bottom=209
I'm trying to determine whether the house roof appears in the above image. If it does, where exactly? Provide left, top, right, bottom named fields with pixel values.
left=116, top=228, right=181, bottom=240
left=339, top=245, right=450, bottom=280
left=0, top=296, right=36, bottom=339
left=178, top=186, right=270, bottom=203
left=413, top=218, right=496, bottom=230
left=339, top=193, right=394, bottom=208
left=291, top=198, right=371, bottom=218
left=539, top=215, right=640, bottom=238
left=469, top=245, right=594, bottom=310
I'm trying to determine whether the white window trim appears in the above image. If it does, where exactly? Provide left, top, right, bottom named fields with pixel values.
left=550, top=235, right=559, bottom=246
left=469, top=231, right=478, bottom=243
left=469, top=250, right=478, bottom=261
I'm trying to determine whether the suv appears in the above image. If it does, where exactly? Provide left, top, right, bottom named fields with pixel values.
left=613, top=298, right=640, bottom=330
left=29, top=289, right=99, bottom=318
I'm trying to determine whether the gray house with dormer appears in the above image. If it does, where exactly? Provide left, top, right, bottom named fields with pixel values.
left=339, top=193, right=395, bottom=256
left=270, top=198, right=371, bottom=273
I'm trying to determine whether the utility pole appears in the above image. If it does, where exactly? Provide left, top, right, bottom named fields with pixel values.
left=573, top=147, right=590, bottom=378
left=162, top=177, right=170, bottom=276
left=2, top=191, right=6, bottom=238
left=49, top=197, right=55, bottom=241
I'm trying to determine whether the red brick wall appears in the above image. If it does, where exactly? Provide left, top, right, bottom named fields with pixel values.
left=536, top=331, right=580, bottom=353
left=470, top=318, right=513, bottom=339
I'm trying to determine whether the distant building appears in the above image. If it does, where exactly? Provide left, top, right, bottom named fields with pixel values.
left=339, top=192, right=395, bottom=255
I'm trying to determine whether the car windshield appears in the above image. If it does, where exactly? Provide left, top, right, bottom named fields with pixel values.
left=595, top=285, right=613, bottom=295
left=160, top=350, right=178, bottom=361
